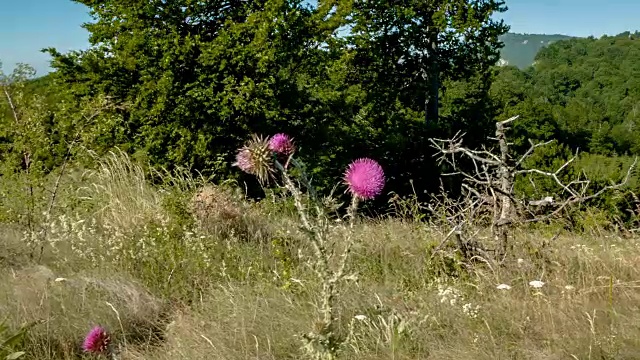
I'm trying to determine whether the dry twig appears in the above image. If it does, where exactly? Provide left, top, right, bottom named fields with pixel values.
left=428, top=115, right=637, bottom=261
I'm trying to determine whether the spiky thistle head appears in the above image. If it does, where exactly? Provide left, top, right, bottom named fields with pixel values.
left=343, top=158, right=385, bottom=200
left=269, top=133, right=296, bottom=156
left=233, top=134, right=274, bottom=183
left=82, top=326, right=111, bottom=354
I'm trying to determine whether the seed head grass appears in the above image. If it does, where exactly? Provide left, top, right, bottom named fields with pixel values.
left=1, top=154, right=640, bottom=359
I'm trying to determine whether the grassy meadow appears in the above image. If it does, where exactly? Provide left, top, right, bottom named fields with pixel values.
left=1, top=150, right=640, bottom=359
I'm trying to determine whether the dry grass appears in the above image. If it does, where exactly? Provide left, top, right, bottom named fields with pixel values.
left=83, top=149, right=170, bottom=231
left=3, top=222, right=640, bottom=359
left=2, top=154, right=640, bottom=359
left=190, top=184, right=274, bottom=243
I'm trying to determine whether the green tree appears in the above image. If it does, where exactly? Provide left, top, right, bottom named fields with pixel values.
left=347, top=0, right=508, bottom=125
left=333, top=0, right=509, bottom=196
left=530, top=32, right=640, bottom=156
left=47, top=0, right=330, bottom=177
left=46, top=0, right=511, bottom=202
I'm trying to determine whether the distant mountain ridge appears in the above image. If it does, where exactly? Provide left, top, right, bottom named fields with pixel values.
left=498, top=33, right=576, bottom=69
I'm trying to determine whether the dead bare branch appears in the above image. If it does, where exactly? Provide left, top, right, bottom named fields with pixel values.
left=2, top=87, right=19, bottom=124
left=526, top=156, right=638, bottom=223
left=514, top=139, right=555, bottom=168
left=428, top=114, right=637, bottom=263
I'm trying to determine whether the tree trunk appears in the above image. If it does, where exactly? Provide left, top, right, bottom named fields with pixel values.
left=425, top=32, right=439, bottom=124
left=495, top=118, right=515, bottom=257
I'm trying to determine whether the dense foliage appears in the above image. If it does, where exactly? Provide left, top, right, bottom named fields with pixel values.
left=38, top=0, right=509, bottom=196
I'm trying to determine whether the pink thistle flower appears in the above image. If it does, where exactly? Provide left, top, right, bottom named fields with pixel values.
left=232, top=134, right=274, bottom=183
left=82, top=326, right=111, bottom=354
left=344, top=158, right=385, bottom=200
left=233, top=148, right=254, bottom=174
left=268, top=133, right=295, bottom=155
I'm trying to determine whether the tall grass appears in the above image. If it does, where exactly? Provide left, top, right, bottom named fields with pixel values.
left=86, top=149, right=168, bottom=232
left=1, top=152, right=640, bottom=359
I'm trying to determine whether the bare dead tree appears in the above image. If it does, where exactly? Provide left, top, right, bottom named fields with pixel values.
left=428, top=115, right=638, bottom=261
left=426, top=182, right=491, bottom=262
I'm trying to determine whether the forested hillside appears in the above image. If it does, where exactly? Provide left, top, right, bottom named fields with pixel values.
left=1, top=2, right=639, bottom=219
left=491, top=31, right=640, bottom=219
left=496, top=31, right=640, bottom=156
left=498, top=32, right=574, bottom=68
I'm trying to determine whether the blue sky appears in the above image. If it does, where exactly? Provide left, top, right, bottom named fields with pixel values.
left=501, top=0, right=640, bottom=37
left=1, top=0, right=639, bottom=75
left=0, top=0, right=91, bottom=76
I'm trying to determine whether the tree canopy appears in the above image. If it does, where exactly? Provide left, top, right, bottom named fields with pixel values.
left=41, top=0, right=508, bottom=196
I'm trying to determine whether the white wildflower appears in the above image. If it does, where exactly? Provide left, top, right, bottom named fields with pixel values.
left=462, top=303, right=480, bottom=318
left=354, top=315, right=368, bottom=321
left=529, top=280, right=545, bottom=288
left=438, top=285, right=462, bottom=305
left=496, top=284, right=511, bottom=290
